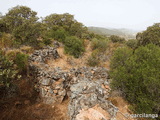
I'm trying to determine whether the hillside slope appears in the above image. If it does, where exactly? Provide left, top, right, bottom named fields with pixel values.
left=0, top=41, right=134, bottom=120
left=88, top=26, right=138, bottom=39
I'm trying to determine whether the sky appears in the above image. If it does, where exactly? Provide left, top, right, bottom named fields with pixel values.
left=0, top=0, right=160, bottom=30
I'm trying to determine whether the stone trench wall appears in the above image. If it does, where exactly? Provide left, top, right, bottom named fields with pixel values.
left=29, top=46, right=118, bottom=120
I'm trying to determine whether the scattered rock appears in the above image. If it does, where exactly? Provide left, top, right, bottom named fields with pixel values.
left=29, top=46, right=59, bottom=63
left=40, top=79, right=50, bottom=86
left=53, top=41, right=60, bottom=48
left=29, top=47, right=118, bottom=120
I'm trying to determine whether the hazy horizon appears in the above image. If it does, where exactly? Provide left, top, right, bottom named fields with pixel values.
left=1, top=0, right=160, bottom=31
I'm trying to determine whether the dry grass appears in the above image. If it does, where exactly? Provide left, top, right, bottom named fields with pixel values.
left=20, top=46, right=34, bottom=54
left=47, top=40, right=93, bottom=70
left=47, top=47, right=73, bottom=70
left=5, top=49, right=23, bottom=60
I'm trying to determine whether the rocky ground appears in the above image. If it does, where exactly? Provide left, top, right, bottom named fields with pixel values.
left=27, top=45, right=133, bottom=120
left=0, top=43, right=134, bottom=120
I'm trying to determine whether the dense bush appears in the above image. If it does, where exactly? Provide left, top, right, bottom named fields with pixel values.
left=126, top=39, right=138, bottom=49
left=0, top=51, right=18, bottom=87
left=69, top=22, right=87, bottom=38
left=64, top=36, right=85, bottom=58
left=5, top=50, right=28, bottom=74
left=14, top=53, right=28, bottom=74
left=42, top=38, right=52, bottom=45
left=48, top=28, right=68, bottom=43
left=110, top=47, right=132, bottom=70
left=3, top=6, right=42, bottom=46
left=43, top=13, right=88, bottom=39
left=110, top=44, right=160, bottom=114
left=109, top=35, right=125, bottom=43
left=91, top=38, right=108, bottom=52
left=88, top=37, right=109, bottom=67
left=0, top=5, right=90, bottom=50
left=87, top=49, right=100, bottom=67
left=136, top=23, right=160, bottom=46
left=5, top=50, right=22, bottom=60
left=0, top=33, right=13, bottom=48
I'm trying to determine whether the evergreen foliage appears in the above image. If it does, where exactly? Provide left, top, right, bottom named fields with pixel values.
left=110, top=44, right=160, bottom=114
left=64, top=36, right=85, bottom=58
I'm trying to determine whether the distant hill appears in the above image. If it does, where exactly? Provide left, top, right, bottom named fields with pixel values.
left=88, top=27, right=140, bottom=39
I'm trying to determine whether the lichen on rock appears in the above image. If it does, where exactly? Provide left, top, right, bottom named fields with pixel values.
left=29, top=47, right=118, bottom=120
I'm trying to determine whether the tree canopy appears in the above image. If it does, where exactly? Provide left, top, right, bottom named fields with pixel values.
left=110, top=44, right=160, bottom=114
left=136, top=23, right=160, bottom=46
left=43, top=13, right=87, bottom=39
left=3, top=6, right=42, bottom=46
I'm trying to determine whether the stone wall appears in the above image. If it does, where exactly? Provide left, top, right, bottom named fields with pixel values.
left=29, top=46, right=118, bottom=120
left=29, top=46, right=59, bottom=63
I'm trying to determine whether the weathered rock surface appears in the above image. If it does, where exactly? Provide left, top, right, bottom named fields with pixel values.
left=29, top=46, right=59, bottom=63
left=68, top=68, right=118, bottom=120
left=29, top=47, right=118, bottom=120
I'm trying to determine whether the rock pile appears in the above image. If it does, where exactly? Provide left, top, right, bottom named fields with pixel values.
left=29, top=47, right=118, bottom=120
left=29, top=46, right=59, bottom=63
left=68, top=67, right=118, bottom=120
left=29, top=64, right=68, bottom=104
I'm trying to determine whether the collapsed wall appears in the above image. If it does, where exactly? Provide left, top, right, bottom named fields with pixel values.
left=29, top=46, right=118, bottom=120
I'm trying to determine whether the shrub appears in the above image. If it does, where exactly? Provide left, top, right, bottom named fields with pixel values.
left=42, top=38, right=52, bottom=46
left=14, top=53, right=28, bottom=74
left=126, top=39, right=138, bottom=49
left=136, top=23, right=160, bottom=46
left=87, top=49, right=100, bottom=67
left=91, top=38, right=108, bottom=52
left=3, top=6, right=41, bottom=46
left=6, top=50, right=29, bottom=74
left=43, top=13, right=87, bottom=39
left=110, top=44, right=160, bottom=114
left=20, top=46, right=34, bottom=54
left=0, top=33, right=13, bottom=48
left=37, top=42, right=45, bottom=49
left=109, top=35, right=125, bottom=43
left=110, top=47, right=132, bottom=70
left=5, top=49, right=22, bottom=60
left=48, top=28, right=68, bottom=43
left=64, top=36, right=85, bottom=58
left=0, top=51, right=18, bottom=87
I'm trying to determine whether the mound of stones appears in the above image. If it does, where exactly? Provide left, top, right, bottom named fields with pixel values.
left=29, top=46, right=59, bottom=63
left=29, top=46, right=118, bottom=120
left=68, top=68, right=118, bottom=120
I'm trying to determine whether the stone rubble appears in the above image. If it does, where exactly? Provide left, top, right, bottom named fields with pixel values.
left=29, top=46, right=118, bottom=120
left=29, top=46, right=59, bottom=63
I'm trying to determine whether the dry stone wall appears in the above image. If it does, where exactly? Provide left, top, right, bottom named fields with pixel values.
left=29, top=46, right=59, bottom=63
left=29, top=46, right=118, bottom=120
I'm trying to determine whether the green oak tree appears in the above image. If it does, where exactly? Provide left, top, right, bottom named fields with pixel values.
left=110, top=44, right=160, bottom=114
left=136, top=23, right=160, bottom=46
left=43, top=13, right=87, bottom=39
left=3, top=6, right=42, bottom=46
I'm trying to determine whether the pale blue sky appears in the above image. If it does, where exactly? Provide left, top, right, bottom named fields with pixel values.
left=0, top=0, right=160, bottom=30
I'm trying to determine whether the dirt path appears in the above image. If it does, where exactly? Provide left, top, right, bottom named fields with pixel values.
left=47, top=41, right=92, bottom=70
